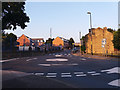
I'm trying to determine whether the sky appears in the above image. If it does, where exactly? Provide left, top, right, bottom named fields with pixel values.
left=5, top=1, right=118, bottom=42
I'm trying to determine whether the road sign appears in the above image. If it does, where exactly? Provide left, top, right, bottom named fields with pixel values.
left=102, top=39, right=106, bottom=45
left=102, top=45, right=105, bottom=48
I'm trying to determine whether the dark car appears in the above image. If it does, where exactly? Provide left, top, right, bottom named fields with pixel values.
left=71, top=48, right=78, bottom=53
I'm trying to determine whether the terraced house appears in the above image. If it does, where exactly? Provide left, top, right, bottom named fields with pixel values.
left=85, top=27, right=114, bottom=54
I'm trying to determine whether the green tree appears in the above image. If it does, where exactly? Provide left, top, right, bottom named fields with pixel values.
left=45, top=38, right=54, bottom=45
left=2, top=2, right=30, bottom=30
left=80, top=36, right=86, bottom=53
left=113, top=29, right=120, bottom=50
left=69, top=38, right=75, bottom=49
left=2, top=33, right=17, bottom=51
left=107, top=28, right=115, bottom=33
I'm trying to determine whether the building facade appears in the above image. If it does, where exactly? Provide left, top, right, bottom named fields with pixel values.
left=16, top=34, right=44, bottom=51
left=52, top=37, right=69, bottom=48
left=85, top=27, right=114, bottom=54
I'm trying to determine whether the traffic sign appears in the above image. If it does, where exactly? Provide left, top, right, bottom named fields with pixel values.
left=102, top=39, right=106, bottom=45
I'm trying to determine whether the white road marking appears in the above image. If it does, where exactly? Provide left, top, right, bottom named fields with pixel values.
left=68, top=54, right=71, bottom=56
left=46, top=58, right=68, bottom=61
left=68, top=63, right=78, bottom=66
left=61, top=75, right=72, bottom=77
left=38, top=64, right=51, bottom=66
left=81, top=58, right=86, bottom=60
left=51, top=64, right=62, bottom=66
left=33, top=58, right=37, bottom=60
left=74, top=72, right=84, bottom=74
left=46, top=73, right=57, bottom=77
left=108, top=79, right=120, bottom=87
left=0, top=58, right=19, bottom=62
left=101, top=67, right=120, bottom=74
left=46, top=75, right=56, bottom=77
left=64, top=54, right=67, bottom=55
left=61, top=73, right=71, bottom=74
left=35, top=73, right=44, bottom=75
left=87, top=71, right=96, bottom=74
left=76, top=74, right=87, bottom=77
left=47, top=73, right=57, bottom=75
left=91, top=73, right=101, bottom=76
left=26, top=59, right=32, bottom=61
left=38, top=63, right=78, bottom=66
left=55, top=55, right=62, bottom=57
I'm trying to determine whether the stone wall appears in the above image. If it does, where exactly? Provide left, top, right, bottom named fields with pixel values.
left=85, top=27, right=114, bottom=54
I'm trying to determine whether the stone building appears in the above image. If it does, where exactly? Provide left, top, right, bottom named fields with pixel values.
left=85, top=27, right=114, bottom=54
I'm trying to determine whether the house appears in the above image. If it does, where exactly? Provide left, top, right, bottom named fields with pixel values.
left=84, top=27, right=114, bottom=54
left=52, top=37, right=69, bottom=48
left=31, top=38, right=44, bottom=47
left=16, top=34, right=44, bottom=51
left=17, top=34, right=31, bottom=46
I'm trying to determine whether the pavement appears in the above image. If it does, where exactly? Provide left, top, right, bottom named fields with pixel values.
left=1, top=49, right=120, bottom=89
left=72, top=52, right=113, bottom=60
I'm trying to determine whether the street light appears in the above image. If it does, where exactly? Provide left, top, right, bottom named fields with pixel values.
left=87, top=11, right=93, bottom=55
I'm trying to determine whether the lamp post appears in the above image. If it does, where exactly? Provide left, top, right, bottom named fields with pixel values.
left=87, top=11, right=93, bottom=55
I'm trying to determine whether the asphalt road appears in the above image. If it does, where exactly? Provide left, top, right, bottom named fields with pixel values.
left=1, top=49, right=120, bottom=88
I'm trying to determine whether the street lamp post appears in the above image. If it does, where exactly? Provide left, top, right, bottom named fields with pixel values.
left=87, top=11, right=93, bottom=55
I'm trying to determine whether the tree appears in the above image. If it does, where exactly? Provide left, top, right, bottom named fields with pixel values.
left=113, top=29, right=120, bottom=50
left=45, top=38, right=54, bottom=45
left=2, top=33, right=17, bottom=51
left=69, top=38, right=75, bottom=49
left=80, top=36, right=86, bottom=53
left=2, top=2, right=30, bottom=30
left=107, top=28, right=115, bottom=33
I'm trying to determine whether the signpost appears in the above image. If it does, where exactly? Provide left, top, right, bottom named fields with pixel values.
left=102, top=39, right=106, bottom=56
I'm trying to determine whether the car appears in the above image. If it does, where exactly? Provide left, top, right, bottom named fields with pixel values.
left=71, top=48, right=78, bottom=53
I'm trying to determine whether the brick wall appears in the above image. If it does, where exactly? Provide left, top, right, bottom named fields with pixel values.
left=52, top=37, right=64, bottom=46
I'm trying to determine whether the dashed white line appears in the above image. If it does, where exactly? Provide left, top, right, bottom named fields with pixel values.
left=33, top=58, right=37, bottom=60
left=87, top=71, right=96, bottom=74
left=46, top=58, right=68, bottom=61
left=81, top=58, right=86, bottom=60
left=38, top=64, right=51, bottom=66
left=76, top=74, right=87, bottom=77
left=61, top=73, right=71, bottom=74
left=26, top=59, right=32, bottom=61
left=35, top=73, right=44, bottom=75
left=74, top=72, right=84, bottom=74
left=91, top=73, right=101, bottom=76
left=47, top=73, right=57, bottom=75
left=61, top=75, right=72, bottom=77
left=46, top=75, right=56, bottom=78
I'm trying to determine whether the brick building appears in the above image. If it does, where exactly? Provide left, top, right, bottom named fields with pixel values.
left=85, top=27, right=114, bottom=54
left=52, top=37, right=69, bottom=48
left=17, top=34, right=44, bottom=47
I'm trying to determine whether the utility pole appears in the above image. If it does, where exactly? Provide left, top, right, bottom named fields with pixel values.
left=79, top=32, right=81, bottom=55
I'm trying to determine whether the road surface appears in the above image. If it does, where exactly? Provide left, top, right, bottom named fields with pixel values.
left=1, top=50, right=120, bottom=88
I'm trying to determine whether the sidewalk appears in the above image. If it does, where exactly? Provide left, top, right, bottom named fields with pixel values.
left=72, top=52, right=112, bottom=60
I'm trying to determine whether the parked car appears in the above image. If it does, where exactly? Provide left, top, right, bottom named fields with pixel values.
left=71, top=48, right=78, bottom=53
